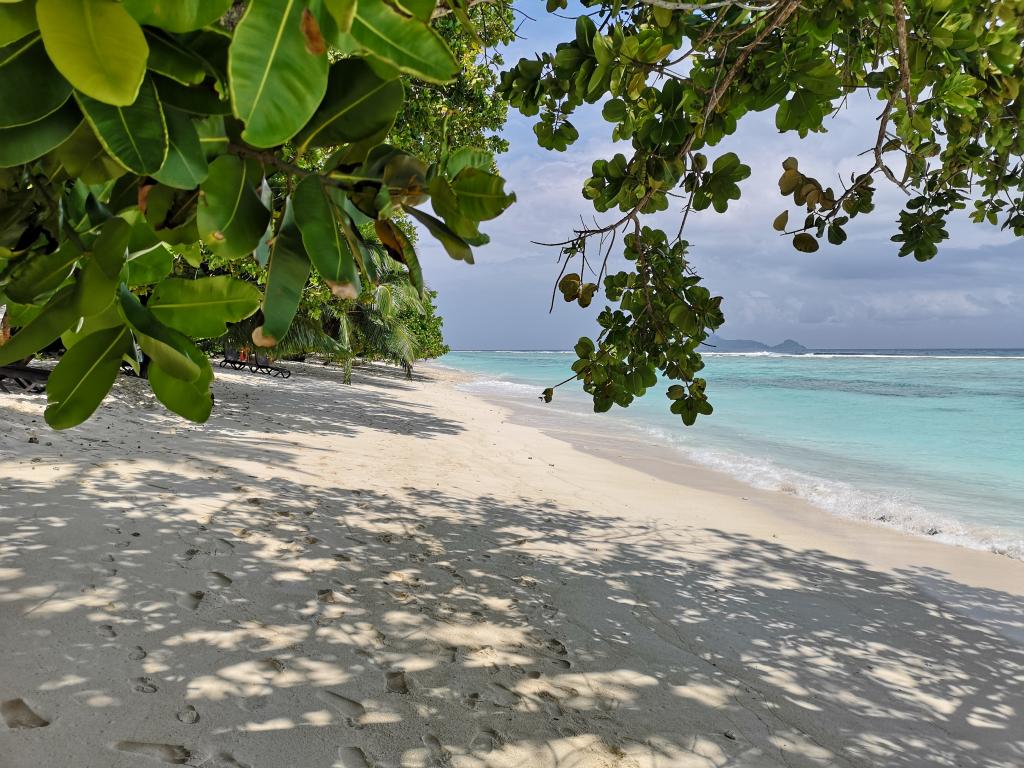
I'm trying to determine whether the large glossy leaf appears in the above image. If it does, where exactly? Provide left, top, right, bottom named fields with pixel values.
left=76, top=77, right=167, bottom=175
left=49, top=122, right=126, bottom=184
left=197, top=155, right=270, bottom=259
left=293, top=175, right=360, bottom=298
left=449, top=168, right=516, bottom=221
left=344, top=1, right=457, bottom=84
left=148, top=345, right=213, bottom=422
left=123, top=0, right=234, bottom=33
left=76, top=216, right=130, bottom=316
left=0, top=1, right=37, bottom=47
left=116, top=285, right=200, bottom=381
left=229, top=0, right=329, bottom=148
left=294, top=58, right=403, bottom=153
left=0, top=100, right=82, bottom=168
left=3, top=240, right=83, bottom=304
left=125, top=244, right=174, bottom=287
left=144, top=30, right=207, bottom=85
left=153, top=107, right=208, bottom=189
left=44, top=324, right=132, bottom=429
left=254, top=198, right=309, bottom=347
left=154, top=75, right=232, bottom=115
left=149, top=276, right=262, bottom=338
left=60, top=300, right=122, bottom=349
left=37, top=0, right=148, bottom=106
left=404, top=205, right=474, bottom=264
left=0, top=285, right=78, bottom=366
left=0, top=33, right=72, bottom=128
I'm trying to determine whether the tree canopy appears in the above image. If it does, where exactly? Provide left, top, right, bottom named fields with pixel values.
left=0, top=0, right=1021, bottom=429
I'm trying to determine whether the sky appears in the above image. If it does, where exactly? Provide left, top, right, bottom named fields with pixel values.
left=414, top=6, right=1023, bottom=351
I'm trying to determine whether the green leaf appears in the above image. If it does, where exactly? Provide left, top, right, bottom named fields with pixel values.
left=294, top=57, right=403, bottom=153
left=347, top=1, right=458, bottom=84
left=153, top=107, right=208, bottom=189
left=404, top=205, right=473, bottom=264
left=75, top=77, right=167, bottom=175
left=60, top=299, right=122, bottom=349
left=0, top=285, right=79, bottom=366
left=229, top=0, right=329, bottom=148
left=116, top=284, right=200, bottom=381
left=125, top=244, right=175, bottom=287
left=44, top=324, right=132, bottom=429
left=0, top=33, right=72, bottom=128
left=148, top=276, right=262, bottom=338
left=37, top=0, right=148, bottom=106
left=0, top=100, right=82, bottom=168
left=254, top=197, right=310, bottom=347
left=154, top=74, right=232, bottom=115
left=148, top=346, right=213, bottom=422
left=293, top=175, right=360, bottom=297
left=449, top=168, right=516, bottom=221
left=4, top=241, right=83, bottom=304
left=0, top=1, right=38, bottom=47
left=123, top=0, right=234, bottom=33
left=197, top=155, right=271, bottom=259
left=144, top=29, right=207, bottom=85
left=445, top=147, right=493, bottom=177
left=77, top=217, right=131, bottom=316
left=792, top=233, right=819, bottom=252
left=49, top=122, right=126, bottom=184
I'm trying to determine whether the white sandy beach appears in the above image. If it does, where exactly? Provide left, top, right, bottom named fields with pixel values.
left=1, top=362, right=1022, bottom=768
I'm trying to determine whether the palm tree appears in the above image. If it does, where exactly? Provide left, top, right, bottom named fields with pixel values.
left=219, top=246, right=429, bottom=381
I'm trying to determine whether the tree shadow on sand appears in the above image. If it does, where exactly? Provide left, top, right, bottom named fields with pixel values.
left=1, top=368, right=1022, bottom=768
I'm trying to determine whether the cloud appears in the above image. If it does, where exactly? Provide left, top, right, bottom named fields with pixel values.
left=415, top=12, right=1023, bottom=351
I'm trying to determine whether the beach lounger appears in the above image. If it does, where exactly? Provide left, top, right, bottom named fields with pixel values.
left=0, top=365, right=49, bottom=394
left=219, top=347, right=291, bottom=378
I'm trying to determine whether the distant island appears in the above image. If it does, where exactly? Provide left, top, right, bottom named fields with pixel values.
left=705, top=335, right=808, bottom=354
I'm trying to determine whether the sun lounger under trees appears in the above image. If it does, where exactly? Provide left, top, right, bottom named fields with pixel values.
left=0, top=0, right=1021, bottom=429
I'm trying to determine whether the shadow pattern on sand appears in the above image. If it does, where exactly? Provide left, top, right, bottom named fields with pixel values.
left=1, top=364, right=1023, bottom=767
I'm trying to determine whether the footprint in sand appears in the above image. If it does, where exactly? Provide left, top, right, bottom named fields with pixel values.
left=485, top=683, right=520, bottom=707
left=97, top=624, right=117, bottom=639
left=334, top=746, right=371, bottom=768
left=176, top=705, right=200, bottom=724
left=545, top=638, right=568, bottom=656
left=385, top=671, right=409, bottom=694
left=176, top=591, right=205, bottom=611
left=133, top=677, right=159, bottom=694
left=207, top=571, right=232, bottom=588
left=216, top=752, right=252, bottom=768
left=422, top=734, right=451, bottom=765
left=128, top=646, right=148, bottom=661
left=550, top=658, right=572, bottom=670
left=1, top=698, right=49, bottom=729
left=213, top=538, right=235, bottom=556
left=316, top=691, right=365, bottom=726
left=113, top=741, right=190, bottom=764
left=470, top=729, right=501, bottom=754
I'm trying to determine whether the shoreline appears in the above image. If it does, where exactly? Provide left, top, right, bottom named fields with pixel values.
left=436, top=358, right=1024, bottom=563
left=2, top=361, right=1022, bottom=767
left=430, top=362, right=1024, bottom=641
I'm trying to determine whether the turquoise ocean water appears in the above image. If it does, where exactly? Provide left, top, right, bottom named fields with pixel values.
left=439, top=350, right=1024, bottom=558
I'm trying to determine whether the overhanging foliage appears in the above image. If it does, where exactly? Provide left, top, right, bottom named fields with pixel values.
left=0, top=0, right=1021, bottom=429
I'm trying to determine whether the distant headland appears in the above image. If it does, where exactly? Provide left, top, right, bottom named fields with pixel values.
left=705, top=335, right=809, bottom=354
